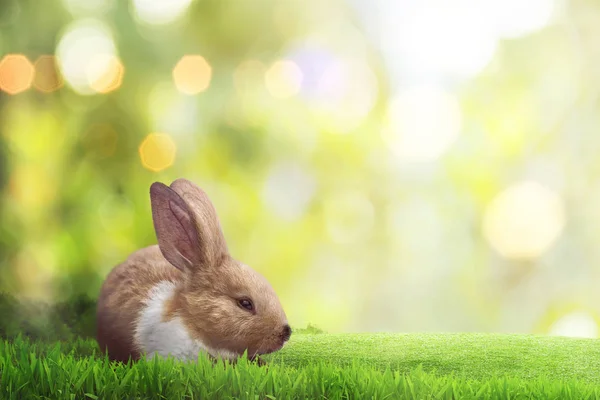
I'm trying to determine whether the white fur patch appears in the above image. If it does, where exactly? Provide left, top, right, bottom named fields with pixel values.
left=134, top=281, right=238, bottom=362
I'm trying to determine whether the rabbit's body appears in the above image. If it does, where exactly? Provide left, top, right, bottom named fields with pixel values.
left=96, top=179, right=290, bottom=363
left=97, top=245, right=185, bottom=362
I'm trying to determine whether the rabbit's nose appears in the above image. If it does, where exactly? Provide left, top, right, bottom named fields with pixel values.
left=281, top=324, right=292, bottom=342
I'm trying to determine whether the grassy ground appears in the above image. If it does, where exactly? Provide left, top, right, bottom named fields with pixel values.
left=267, top=332, right=600, bottom=383
left=1, top=331, right=600, bottom=399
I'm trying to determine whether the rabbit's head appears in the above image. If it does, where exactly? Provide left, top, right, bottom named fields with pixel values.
left=150, top=179, right=291, bottom=359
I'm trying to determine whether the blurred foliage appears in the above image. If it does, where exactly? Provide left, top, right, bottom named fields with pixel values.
left=0, top=292, right=96, bottom=341
left=291, top=324, right=326, bottom=335
left=1, top=0, right=600, bottom=337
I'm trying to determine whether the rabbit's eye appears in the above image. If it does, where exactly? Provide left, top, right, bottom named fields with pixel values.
left=238, top=298, right=254, bottom=312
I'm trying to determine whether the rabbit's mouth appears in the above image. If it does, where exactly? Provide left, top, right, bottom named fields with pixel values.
left=256, top=341, right=286, bottom=356
left=252, top=331, right=290, bottom=356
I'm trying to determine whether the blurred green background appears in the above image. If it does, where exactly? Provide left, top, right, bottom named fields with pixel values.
left=0, top=0, right=599, bottom=339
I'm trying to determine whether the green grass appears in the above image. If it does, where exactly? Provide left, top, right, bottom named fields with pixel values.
left=1, top=332, right=600, bottom=399
left=267, top=332, right=600, bottom=383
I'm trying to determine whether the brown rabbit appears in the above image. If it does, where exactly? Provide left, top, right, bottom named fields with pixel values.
left=96, top=178, right=291, bottom=363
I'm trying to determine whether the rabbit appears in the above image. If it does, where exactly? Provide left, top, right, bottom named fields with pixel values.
left=96, top=178, right=291, bottom=364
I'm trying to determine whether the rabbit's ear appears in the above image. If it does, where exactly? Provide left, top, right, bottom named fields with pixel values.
left=150, top=182, right=202, bottom=271
left=169, top=178, right=229, bottom=268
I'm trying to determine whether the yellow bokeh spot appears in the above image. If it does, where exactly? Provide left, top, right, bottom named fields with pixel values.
left=0, top=54, right=35, bottom=94
left=264, top=59, right=303, bottom=99
left=483, top=181, right=565, bottom=260
left=87, top=54, right=125, bottom=94
left=172, top=55, right=212, bottom=95
left=33, top=55, right=64, bottom=93
left=139, top=133, right=177, bottom=172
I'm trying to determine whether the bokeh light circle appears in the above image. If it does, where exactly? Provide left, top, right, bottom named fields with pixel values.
left=139, top=133, right=177, bottom=172
left=483, top=181, right=566, bottom=260
left=172, top=55, right=212, bottom=95
left=33, top=56, right=64, bottom=93
left=265, top=60, right=303, bottom=99
left=56, top=19, right=118, bottom=95
left=382, top=1, right=498, bottom=80
left=131, top=0, right=193, bottom=25
left=87, top=54, right=125, bottom=93
left=261, top=161, right=316, bottom=221
left=0, top=54, right=35, bottom=94
left=549, top=311, right=598, bottom=338
left=382, top=85, right=462, bottom=162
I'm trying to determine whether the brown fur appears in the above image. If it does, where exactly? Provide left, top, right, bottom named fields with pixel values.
left=96, top=245, right=181, bottom=362
left=96, top=179, right=290, bottom=363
